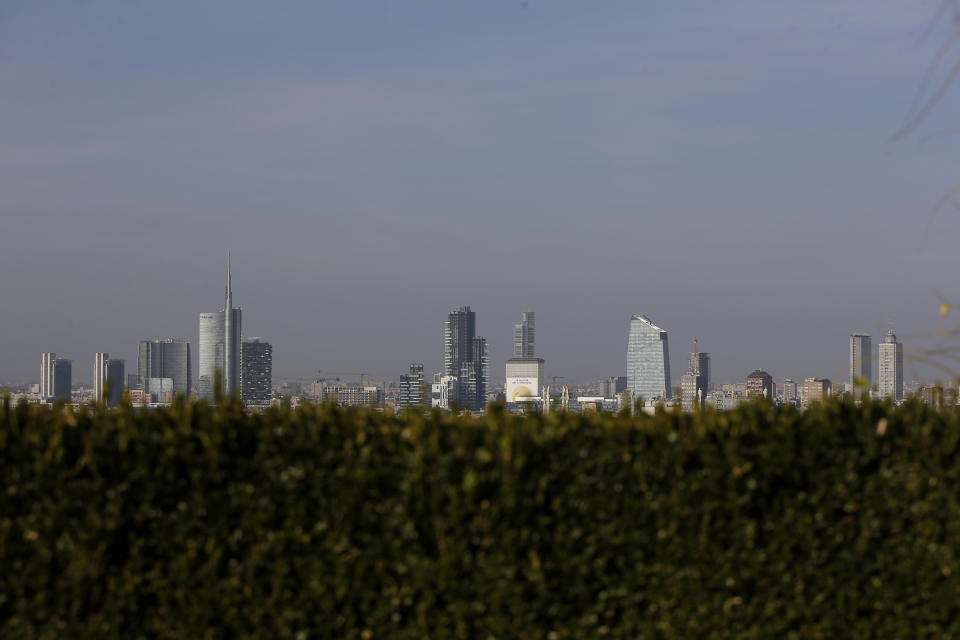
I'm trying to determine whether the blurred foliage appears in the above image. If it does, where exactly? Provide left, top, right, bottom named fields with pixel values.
left=2, top=394, right=960, bottom=638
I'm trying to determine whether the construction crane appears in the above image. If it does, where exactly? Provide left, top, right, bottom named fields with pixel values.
left=318, top=371, right=370, bottom=386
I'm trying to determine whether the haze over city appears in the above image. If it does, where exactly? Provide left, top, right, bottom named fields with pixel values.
left=2, top=0, right=959, bottom=386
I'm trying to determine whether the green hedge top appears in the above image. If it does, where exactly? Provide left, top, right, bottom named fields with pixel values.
left=2, top=396, right=959, bottom=639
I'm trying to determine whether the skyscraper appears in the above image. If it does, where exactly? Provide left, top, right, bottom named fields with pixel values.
left=41, top=352, right=72, bottom=402
left=138, top=339, right=192, bottom=396
left=506, top=310, right=544, bottom=404
left=849, top=334, right=872, bottom=399
left=627, top=315, right=672, bottom=403
left=397, top=363, right=425, bottom=410
left=40, top=352, right=56, bottom=400
left=443, top=306, right=488, bottom=411
left=680, top=338, right=710, bottom=410
left=198, top=257, right=242, bottom=401
left=514, top=311, right=535, bottom=358
left=241, top=338, right=272, bottom=406
left=878, top=329, right=903, bottom=401
left=94, top=353, right=125, bottom=408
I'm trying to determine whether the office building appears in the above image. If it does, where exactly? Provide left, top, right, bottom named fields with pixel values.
left=878, top=329, right=903, bottom=401
left=849, top=334, right=872, bottom=399
left=94, top=353, right=125, bottom=408
left=505, top=357, right=545, bottom=403
left=627, top=315, right=672, bottom=403
left=41, top=353, right=72, bottom=402
left=40, top=352, right=56, bottom=400
left=431, top=374, right=460, bottom=410
left=138, top=339, right=192, bottom=397
left=746, top=370, right=774, bottom=399
left=600, top=376, right=627, bottom=399
left=143, top=377, right=175, bottom=404
left=318, top=384, right=382, bottom=407
left=801, top=378, right=832, bottom=408
left=681, top=338, right=710, bottom=410
left=396, top=363, right=425, bottom=410
left=514, top=312, right=535, bottom=358
left=443, top=306, right=488, bottom=411
left=782, top=379, right=798, bottom=406
left=199, top=257, right=242, bottom=401
left=241, top=338, right=272, bottom=406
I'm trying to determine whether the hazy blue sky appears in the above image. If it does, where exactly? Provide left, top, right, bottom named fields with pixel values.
left=2, top=0, right=959, bottom=387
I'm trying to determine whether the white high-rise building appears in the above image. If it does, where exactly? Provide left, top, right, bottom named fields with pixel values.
left=40, top=352, right=56, bottom=400
left=627, top=315, right=672, bottom=403
left=878, top=329, right=903, bottom=401
left=41, top=352, right=72, bottom=403
left=94, top=353, right=125, bottom=408
left=199, top=257, right=242, bottom=401
left=849, top=334, right=872, bottom=399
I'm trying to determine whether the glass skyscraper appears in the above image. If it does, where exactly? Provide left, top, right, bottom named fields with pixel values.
left=627, top=314, right=672, bottom=403
left=199, top=257, right=242, bottom=401
left=849, top=333, right=872, bottom=399
left=138, top=339, right=192, bottom=397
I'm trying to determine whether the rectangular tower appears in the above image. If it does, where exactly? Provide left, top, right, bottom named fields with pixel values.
left=138, top=339, right=192, bottom=397
left=514, top=311, right=535, bottom=358
left=849, top=334, right=872, bottom=399
left=95, top=353, right=125, bottom=408
left=878, top=330, right=903, bottom=401
left=241, top=338, right=273, bottom=406
left=397, top=363, right=425, bottom=410
left=51, top=357, right=72, bottom=403
left=40, top=352, right=56, bottom=400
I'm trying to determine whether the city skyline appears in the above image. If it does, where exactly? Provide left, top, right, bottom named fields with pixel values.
left=9, top=284, right=949, bottom=392
left=2, top=3, right=959, bottom=387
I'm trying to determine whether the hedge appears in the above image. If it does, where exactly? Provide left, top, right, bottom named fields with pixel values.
left=2, top=394, right=960, bottom=638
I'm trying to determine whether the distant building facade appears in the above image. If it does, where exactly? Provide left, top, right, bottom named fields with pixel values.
left=199, top=259, right=241, bottom=401
left=782, top=379, right=798, bottom=406
left=600, top=376, right=627, bottom=399
left=138, top=339, right=192, bottom=397
left=514, top=312, right=535, bottom=358
left=849, top=334, right=872, bottom=400
left=746, top=370, right=774, bottom=399
left=444, top=306, right=488, bottom=411
left=430, top=374, right=460, bottom=410
left=801, top=378, right=832, bottom=408
left=41, top=353, right=72, bottom=403
left=241, top=338, right=272, bottom=406
left=878, top=329, right=903, bottom=402
left=505, top=357, right=545, bottom=403
left=319, top=384, right=381, bottom=407
left=397, top=363, right=425, bottom=410
left=627, top=315, right=671, bottom=403
left=681, top=338, right=710, bottom=410
left=94, top=352, right=125, bottom=408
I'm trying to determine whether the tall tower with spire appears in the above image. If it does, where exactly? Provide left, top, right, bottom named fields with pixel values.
left=198, top=256, right=242, bottom=400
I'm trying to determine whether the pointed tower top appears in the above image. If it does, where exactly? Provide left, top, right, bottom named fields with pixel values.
left=225, top=252, right=233, bottom=310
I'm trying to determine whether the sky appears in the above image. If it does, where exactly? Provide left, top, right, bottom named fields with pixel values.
left=2, top=0, right=960, bottom=387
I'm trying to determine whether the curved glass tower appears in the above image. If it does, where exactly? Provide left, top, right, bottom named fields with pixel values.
left=627, top=314, right=672, bottom=403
